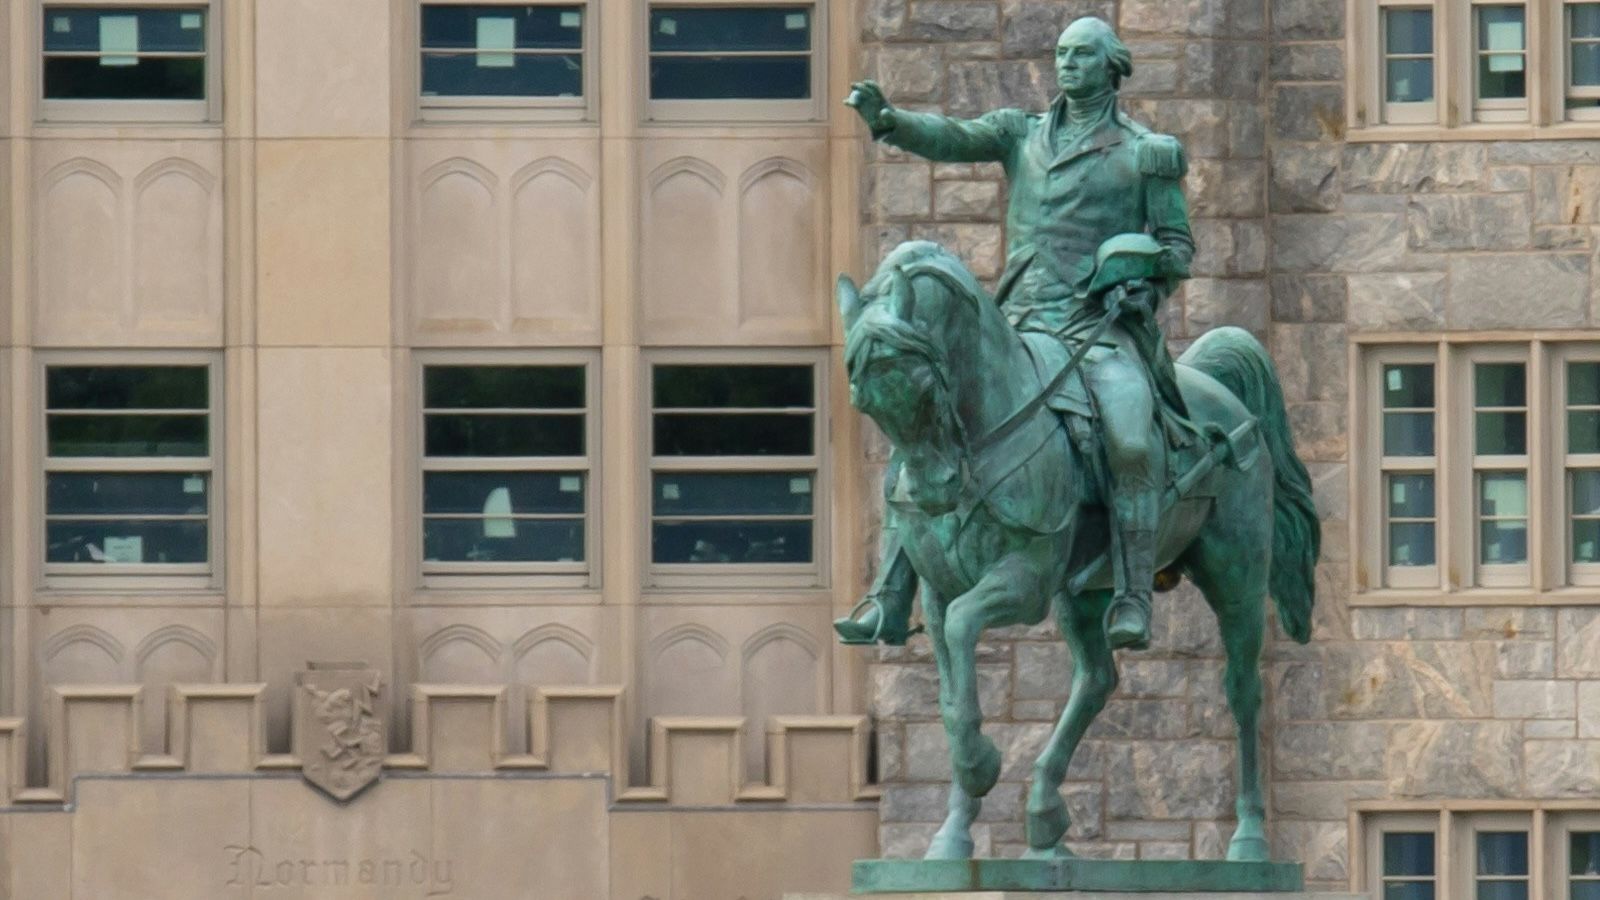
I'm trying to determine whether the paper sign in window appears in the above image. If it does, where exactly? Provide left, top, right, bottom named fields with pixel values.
left=560, top=11, right=581, bottom=28
left=104, top=536, right=143, bottom=563
left=476, top=17, right=516, bottom=69
left=790, top=477, right=811, bottom=495
left=559, top=476, right=581, bottom=493
left=181, top=13, right=202, bottom=29
left=52, top=16, right=71, bottom=33
left=658, top=17, right=677, bottom=36
left=482, top=486, right=516, bottom=538
left=99, top=15, right=139, bottom=67
left=786, top=12, right=808, bottom=30
left=1486, top=19, right=1526, bottom=71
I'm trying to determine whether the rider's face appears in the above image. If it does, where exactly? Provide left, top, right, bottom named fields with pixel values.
left=1055, top=29, right=1111, bottom=96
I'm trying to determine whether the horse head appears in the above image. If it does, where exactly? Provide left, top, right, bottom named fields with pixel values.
left=839, top=255, right=967, bottom=517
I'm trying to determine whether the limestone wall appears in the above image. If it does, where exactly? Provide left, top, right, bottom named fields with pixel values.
left=859, top=0, right=1600, bottom=893
left=0, top=683, right=877, bottom=899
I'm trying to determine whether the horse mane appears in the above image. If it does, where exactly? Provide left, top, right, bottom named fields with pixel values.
left=864, top=241, right=994, bottom=312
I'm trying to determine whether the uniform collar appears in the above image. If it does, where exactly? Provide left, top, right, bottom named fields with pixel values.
left=1043, top=93, right=1126, bottom=170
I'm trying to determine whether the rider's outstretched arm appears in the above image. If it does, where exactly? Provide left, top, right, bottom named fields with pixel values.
left=875, top=108, right=1028, bottom=165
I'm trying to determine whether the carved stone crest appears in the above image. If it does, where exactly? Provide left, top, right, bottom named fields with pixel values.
left=294, top=661, right=385, bottom=802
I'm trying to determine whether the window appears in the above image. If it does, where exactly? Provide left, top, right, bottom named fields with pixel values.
left=1347, top=0, right=1600, bottom=130
left=1476, top=4, right=1529, bottom=119
left=420, top=360, right=595, bottom=583
left=1362, top=808, right=1600, bottom=900
left=1383, top=5, right=1437, bottom=122
left=645, top=3, right=824, bottom=121
left=1566, top=825, right=1600, bottom=899
left=40, top=5, right=216, bottom=122
left=1473, top=830, right=1532, bottom=899
left=43, top=362, right=218, bottom=583
left=1381, top=831, right=1438, bottom=899
left=1356, top=339, right=1600, bottom=600
left=418, top=2, right=591, bottom=121
left=1569, top=2, right=1600, bottom=114
left=648, top=358, right=824, bottom=585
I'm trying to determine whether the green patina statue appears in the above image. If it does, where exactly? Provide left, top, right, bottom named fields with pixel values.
left=835, top=16, right=1322, bottom=871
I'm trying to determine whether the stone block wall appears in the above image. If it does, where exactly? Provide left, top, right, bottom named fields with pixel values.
left=858, top=0, right=1600, bottom=892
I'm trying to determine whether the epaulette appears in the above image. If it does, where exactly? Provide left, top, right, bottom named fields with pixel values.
left=1135, top=132, right=1187, bottom=179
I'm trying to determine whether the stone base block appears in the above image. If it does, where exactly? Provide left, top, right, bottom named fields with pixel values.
left=845, top=858, right=1314, bottom=894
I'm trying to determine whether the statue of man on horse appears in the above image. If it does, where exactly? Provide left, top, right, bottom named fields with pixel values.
left=836, top=16, right=1197, bottom=651
left=833, top=15, right=1322, bottom=864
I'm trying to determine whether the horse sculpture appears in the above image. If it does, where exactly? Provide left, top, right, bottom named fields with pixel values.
left=840, top=241, right=1319, bottom=862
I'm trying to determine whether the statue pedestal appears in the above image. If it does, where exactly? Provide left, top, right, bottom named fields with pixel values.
left=810, top=858, right=1348, bottom=896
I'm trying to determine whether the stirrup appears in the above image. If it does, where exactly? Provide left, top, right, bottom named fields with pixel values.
left=834, top=594, right=923, bottom=646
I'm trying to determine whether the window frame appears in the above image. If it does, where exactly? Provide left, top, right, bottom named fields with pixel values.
left=1459, top=347, right=1534, bottom=588
left=642, top=348, right=829, bottom=590
left=1451, top=812, right=1536, bottom=900
left=413, top=349, right=600, bottom=590
left=1348, top=337, right=1600, bottom=605
left=38, top=351, right=223, bottom=591
left=414, top=0, right=597, bottom=124
left=1360, top=811, right=1445, bottom=900
left=36, top=0, right=221, bottom=125
left=1361, top=344, right=1443, bottom=590
left=640, top=0, right=827, bottom=124
left=1551, top=811, right=1600, bottom=900
left=1564, top=0, right=1600, bottom=119
left=1470, top=0, right=1533, bottom=122
left=1379, top=1, right=1443, bottom=124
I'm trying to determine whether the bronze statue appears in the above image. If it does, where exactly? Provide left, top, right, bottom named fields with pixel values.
left=834, top=17, right=1321, bottom=864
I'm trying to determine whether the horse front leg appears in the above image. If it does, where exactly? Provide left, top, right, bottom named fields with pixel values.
left=921, top=588, right=982, bottom=860
left=942, top=554, right=1051, bottom=799
left=1025, top=589, right=1117, bottom=858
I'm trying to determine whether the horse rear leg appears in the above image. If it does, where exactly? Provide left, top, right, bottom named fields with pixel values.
left=1187, top=533, right=1270, bottom=862
left=1024, top=589, right=1116, bottom=858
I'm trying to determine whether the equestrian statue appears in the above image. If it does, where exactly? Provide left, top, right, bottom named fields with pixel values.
left=833, top=17, right=1321, bottom=862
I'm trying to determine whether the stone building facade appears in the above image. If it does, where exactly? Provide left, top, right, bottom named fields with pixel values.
left=862, top=0, right=1600, bottom=896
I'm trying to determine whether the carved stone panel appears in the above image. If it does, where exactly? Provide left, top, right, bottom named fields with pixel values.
left=405, top=140, right=602, bottom=344
left=638, top=139, right=830, bottom=346
left=294, top=662, right=385, bottom=802
left=31, top=141, right=224, bottom=346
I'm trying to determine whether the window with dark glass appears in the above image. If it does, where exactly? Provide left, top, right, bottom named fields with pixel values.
left=1571, top=4, right=1600, bottom=110
left=1474, top=362, right=1529, bottom=569
left=421, top=365, right=588, bottom=570
left=1573, top=831, right=1600, bottom=900
left=1382, top=831, right=1437, bottom=900
left=42, top=7, right=207, bottom=101
left=648, top=5, right=813, bottom=100
left=650, top=364, right=817, bottom=566
left=1476, top=4, right=1527, bottom=102
left=420, top=4, right=583, bottom=99
left=1383, top=8, right=1435, bottom=105
left=45, top=365, right=212, bottom=569
left=1475, top=831, right=1530, bottom=900
left=1381, top=362, right=1437, bottom=575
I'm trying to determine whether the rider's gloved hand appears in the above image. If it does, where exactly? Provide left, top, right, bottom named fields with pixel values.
left=1112, top=279, right=1156, bottom=319
left=846, top=81, right=897, bottom=133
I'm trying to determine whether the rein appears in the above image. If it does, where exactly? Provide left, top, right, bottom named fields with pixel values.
left=966, top=291, right=1125, bottom=458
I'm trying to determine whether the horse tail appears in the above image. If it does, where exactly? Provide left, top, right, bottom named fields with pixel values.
left=1179, top=326, right=1319, bottom=644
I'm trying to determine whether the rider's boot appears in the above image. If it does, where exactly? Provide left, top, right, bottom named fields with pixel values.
left=834, top=545, right=920, bottom=645
left=1105, top=482, right=1159, bottom=651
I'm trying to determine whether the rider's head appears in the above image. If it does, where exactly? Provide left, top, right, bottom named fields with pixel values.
left=1055, top=17, right=1131, bottom=97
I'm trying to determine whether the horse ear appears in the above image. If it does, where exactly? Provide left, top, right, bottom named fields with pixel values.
left=889, top=266, right=915, bottom=320
left=837, top=274, right=863, bottom=329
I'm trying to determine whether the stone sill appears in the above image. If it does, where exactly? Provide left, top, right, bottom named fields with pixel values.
left=1349, top=123, right=1600, bottom=142
left=1349, top=587, right=1600, bottom=607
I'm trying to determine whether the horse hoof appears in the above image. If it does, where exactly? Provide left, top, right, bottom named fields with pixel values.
left=1226, top=835, right=1270, bottom=862
left=925, top=831, right=975, bottom=860
left=956, top=737, right=1002, bottom=796
left=1025, top=792, right=1071, bottom=852
left=1021, top=844, right=1076, bottom=860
